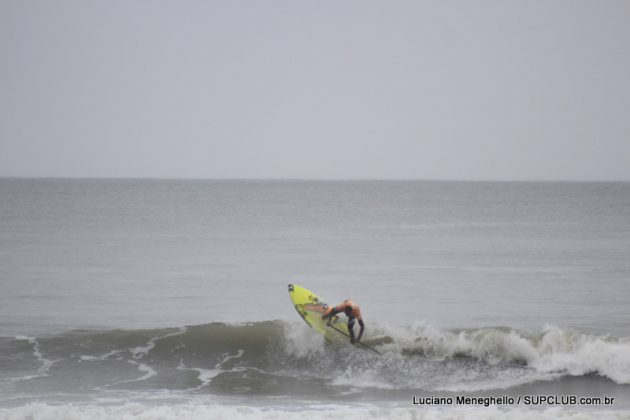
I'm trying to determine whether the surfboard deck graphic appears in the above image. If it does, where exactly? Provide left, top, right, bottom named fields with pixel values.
left=288, top=284, right=349, bottom=342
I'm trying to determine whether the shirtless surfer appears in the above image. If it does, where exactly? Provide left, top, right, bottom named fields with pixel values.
left=321, top=299, right=365, bottom=344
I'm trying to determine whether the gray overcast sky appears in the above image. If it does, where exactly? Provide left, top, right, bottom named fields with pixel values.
left=1, top=1, right=629, bottom=180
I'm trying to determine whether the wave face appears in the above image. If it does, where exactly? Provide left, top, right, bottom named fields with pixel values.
left=1, top=321, right=630, bottom=401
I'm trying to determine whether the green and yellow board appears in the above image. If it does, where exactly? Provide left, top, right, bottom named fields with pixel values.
left=288, top=284, right=349, bottom=342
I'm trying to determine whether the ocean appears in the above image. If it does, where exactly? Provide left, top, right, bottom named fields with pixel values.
left=1, top=179, right=629, bottom=419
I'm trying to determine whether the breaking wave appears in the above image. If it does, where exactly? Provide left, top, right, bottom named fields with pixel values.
left=1, top=321, right=629, bottom=399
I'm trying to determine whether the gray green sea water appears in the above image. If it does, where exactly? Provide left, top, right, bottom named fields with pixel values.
left=1, top=179, right=629, bottom=419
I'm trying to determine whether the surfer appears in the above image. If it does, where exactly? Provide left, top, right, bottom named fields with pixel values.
left=322, top=300, right=364, bottom=344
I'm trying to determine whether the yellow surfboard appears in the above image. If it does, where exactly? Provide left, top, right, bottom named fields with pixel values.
left=288, top=284, right=349, bottom=342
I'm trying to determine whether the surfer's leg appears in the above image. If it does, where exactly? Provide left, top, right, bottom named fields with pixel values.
left=348, top=318, right=356, bottom=342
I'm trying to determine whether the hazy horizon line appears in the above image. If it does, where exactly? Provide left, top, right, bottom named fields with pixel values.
left=1, top=176, right=629, bottom=183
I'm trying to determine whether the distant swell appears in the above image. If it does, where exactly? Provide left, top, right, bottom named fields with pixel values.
left=1, top=321, right=629, bottom=398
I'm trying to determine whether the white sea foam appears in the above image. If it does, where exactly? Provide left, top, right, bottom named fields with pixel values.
left=177, top=349, right=246, bottom=390
left=80, top=349, right=126, bottom=361
left=10, top=336, right=58, bottom=381
left=378, top=324, right=630, bottom=387
left=130, top=327, right=188, bottom=359
left=331, top=365, right=397, bottom=390
left=0, top=403, right=628, bottom=420
left=282, top=321, right=327, bottom=357
left=531, top=325, right=630, bottom=384
left=110, top=361, right=158, bottom=385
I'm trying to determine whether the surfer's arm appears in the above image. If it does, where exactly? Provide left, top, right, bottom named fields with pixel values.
left=321, top=305, right=342, bottom=321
